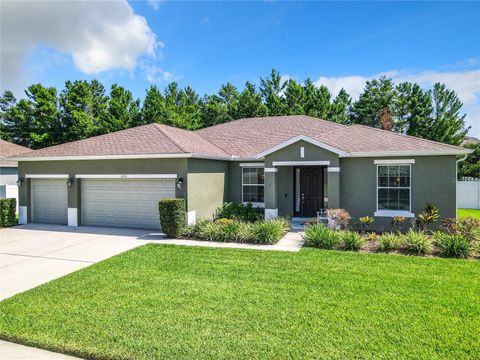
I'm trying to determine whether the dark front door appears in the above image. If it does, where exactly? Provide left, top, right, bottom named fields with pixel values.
left=294, top=167, right=324, bottom=217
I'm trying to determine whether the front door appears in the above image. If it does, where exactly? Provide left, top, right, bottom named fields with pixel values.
left=294, top=167, right=324, bottom=217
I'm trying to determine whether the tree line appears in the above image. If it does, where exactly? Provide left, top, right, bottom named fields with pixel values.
left=0, top=69, right=470, bottom=150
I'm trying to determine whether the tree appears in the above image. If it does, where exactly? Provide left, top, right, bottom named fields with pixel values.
left=59, top=80, right=105, bottom=142
left=100, top=84, right=140, bottom=134
left=141, top=85, right=166, bottom=125
left=328, top=89, right=351, bottom=124
left=394, top=82, right=433, bottom=137
left=350, top=77, right=396, bottom=129
left=302, top=79, right=332, bottom=119
left=0, top=91, right=19, bottom=143
left=284, top=79, right=305, bottom=115
left=429, top=83, right=469, bottom=145
left=24, top=84, right=62, bottom=149
left=260, top=69, right=286, bottom=115
left=236, top=82, right=267, bottom=119
left=458, top=143, right=480, bottom=179
left=218, top=83, right=240, bottom=120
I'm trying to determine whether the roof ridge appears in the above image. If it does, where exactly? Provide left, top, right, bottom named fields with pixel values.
left=152, top=124, right=188, bottom=153
left=350, top=124, right=465, bottom=150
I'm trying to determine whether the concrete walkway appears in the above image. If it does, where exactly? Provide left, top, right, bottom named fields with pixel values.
left=140, top=230, right=305, bottom=252
left=0, top=340, right=80, bottom=359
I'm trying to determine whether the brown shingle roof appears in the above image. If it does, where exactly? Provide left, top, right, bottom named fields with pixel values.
left=0, top=139, right=30, bottom=166
left=13, top=124, right=230, bottom=159
left=196, top=115, right=347, bottom=157
left=11, top=116, right=469, bottom=160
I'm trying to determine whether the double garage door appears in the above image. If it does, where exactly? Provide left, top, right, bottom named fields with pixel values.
left=31, top=178, right=176, bottom=229
left=81, top=178, right=176, bottom=229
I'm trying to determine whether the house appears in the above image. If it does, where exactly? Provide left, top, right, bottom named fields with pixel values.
left=0, top=140, right=30, bottom=210
left=8, top=115, right=472, bottom=231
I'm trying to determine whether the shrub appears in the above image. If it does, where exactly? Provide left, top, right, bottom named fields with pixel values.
left=303, top=224, right=341, bottom=249
left=457, top=217, right=480, bottom=243
left=0, top=198, right=16, bottom=227
left=181, top=219, right=289, bottom=244
left=403, top=229, right=431, bottom=255
left=159, top=198, right=185, bottom=237
left=358, top=216, right=374, bottom=232
left=414, top=204, right=440, bottom=231
left=181, top=220, right=210, bottom=239
left=433, top=232, right=472, bottom=258
left=326, top=209, right=351, bottom=230
left=253, top=218, right=290, bottom=244
left=391, top=216, right=406, bottom=231
left=367, top=232, right=377, bottom=242
left=341, top=231, right=365, bottom=251
left=378, top=233, right=402, bottom=252
left=214, top=218, right=234, bottom=225
left=216, top=202, right=264, bottom=222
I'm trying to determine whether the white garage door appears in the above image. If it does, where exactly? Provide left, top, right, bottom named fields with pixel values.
left=31, top=179, right=68, bottom=224
left=81, top=178, right=176, bottom=229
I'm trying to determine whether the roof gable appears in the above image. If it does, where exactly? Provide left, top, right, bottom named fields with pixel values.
left=256, top=135, right=348, bottom=158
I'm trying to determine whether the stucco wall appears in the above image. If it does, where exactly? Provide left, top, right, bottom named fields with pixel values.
left=0, top=166, right=18, bottom=185
left=340, top=156, right=457, bottom=231
left=264, top=140, right=340, bottom=167
left=18, top=159, right=188, bottom=223
left=187, top=159, right=229, bottom=220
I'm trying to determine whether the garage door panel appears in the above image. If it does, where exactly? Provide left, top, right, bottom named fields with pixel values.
left=31, top=179, right=68, bottom=225
left=81, top=178, right=176, bottom=230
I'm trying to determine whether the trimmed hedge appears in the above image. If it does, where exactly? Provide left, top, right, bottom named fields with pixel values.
left=159, top=198, right=185, bottom=237
left=216, top=202, right=264, bottom=223
left=0, top=198, right=16, bottom=227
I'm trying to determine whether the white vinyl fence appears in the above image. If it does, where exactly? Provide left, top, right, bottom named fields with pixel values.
left=0, top=184, right=19, bottom=212
left=457, top=179, right=480, bottom=209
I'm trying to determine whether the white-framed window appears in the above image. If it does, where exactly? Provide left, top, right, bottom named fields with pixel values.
left=242, top=167, right=265, bottom=206
left=376, top=164, right=411, bottom=213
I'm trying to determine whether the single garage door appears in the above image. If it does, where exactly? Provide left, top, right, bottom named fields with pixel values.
left=31, top=179, right=68, bottom=224
left=81, top=178, right=176, bottom=229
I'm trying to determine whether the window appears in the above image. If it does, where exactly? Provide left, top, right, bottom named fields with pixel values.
left=242, top=167, right=264, bottom=204
left=377, top=165, right=411, bottom=212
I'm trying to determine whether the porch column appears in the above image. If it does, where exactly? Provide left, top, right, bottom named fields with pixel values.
left=327, top=167, right=340, bottom=209
left=264, top=168, right=278, bottom=219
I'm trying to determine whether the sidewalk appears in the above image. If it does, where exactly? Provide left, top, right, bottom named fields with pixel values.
left=0, top=340, right=80, bottom=360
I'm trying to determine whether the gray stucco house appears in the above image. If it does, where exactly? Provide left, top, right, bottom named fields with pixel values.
left=0, top=140, right=29, bottom=206
left=8, top=115, right=472, bottom=231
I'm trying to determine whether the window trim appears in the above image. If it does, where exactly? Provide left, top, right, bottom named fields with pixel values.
left=375, top=163, right=414, bottom=217
left=241, top=167, right=265, bottom=207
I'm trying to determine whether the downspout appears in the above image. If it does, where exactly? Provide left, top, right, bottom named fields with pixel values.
left=456, top=155, right=468, bottom=218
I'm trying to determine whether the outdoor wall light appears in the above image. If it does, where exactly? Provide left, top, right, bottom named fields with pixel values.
left=177, top=177, right=184, bottom=190
left=66, top=177, right=74, bottom=188
left=16, top=178, right=24, bottom=188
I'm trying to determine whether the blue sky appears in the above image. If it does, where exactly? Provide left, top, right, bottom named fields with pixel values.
left=2, top=1, right=479, bottom=136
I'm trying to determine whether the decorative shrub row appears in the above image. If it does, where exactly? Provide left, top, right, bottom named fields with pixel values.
left=0, top=198, right=16, bottom=227
left=182, top=218, right=290, bottom=245
left=159, top=198, right=185, bottom=237
left=303, top=223, right=479, bottom=259
left=215, top=202, right=264, bottom=223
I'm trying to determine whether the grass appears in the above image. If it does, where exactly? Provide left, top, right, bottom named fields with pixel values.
left=458, top=208, right=480, bottom=219
left=0, top=245, right=479, bottom=359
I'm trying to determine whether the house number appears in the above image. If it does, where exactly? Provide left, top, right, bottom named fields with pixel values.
left=120, top=174, right=128, bottom=178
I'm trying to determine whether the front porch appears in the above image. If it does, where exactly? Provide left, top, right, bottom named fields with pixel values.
left=264, top=163, right=340, bottom=220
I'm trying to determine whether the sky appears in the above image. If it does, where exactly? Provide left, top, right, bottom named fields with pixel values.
left=1, top=0, right=479, bottom=137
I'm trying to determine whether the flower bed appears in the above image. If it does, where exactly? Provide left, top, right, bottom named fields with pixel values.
left=304, top=207, right=480, bottom=259
left=181, top=218, right=290, bottom=245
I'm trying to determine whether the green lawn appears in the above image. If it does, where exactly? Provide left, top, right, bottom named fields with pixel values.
left=458, top=208, right=480, bottom=219
left=1, top=245, right=479, bottom=359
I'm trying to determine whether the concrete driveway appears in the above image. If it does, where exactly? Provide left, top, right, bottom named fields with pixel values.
left=0, top=224, right=156, bottom=300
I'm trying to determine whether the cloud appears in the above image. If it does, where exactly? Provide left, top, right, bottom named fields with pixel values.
left=314, top=68, right=480, bottom=138
left=147, top=0, right=162, bottom=11
left=1, top=0, right=158, bottom=94
left=142, top=63, right=178, bottom=83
